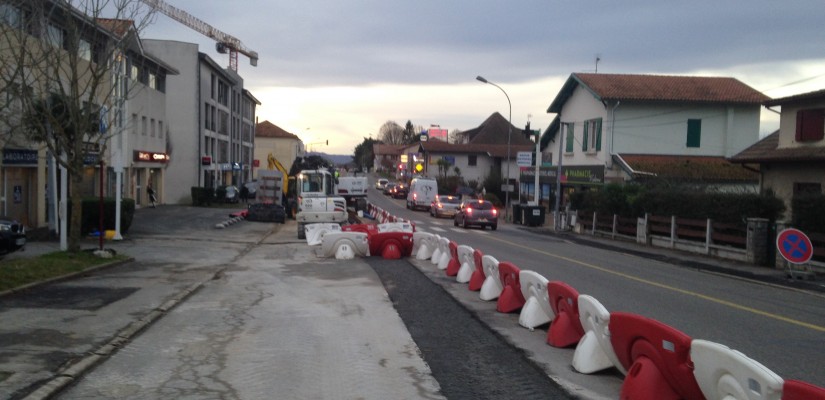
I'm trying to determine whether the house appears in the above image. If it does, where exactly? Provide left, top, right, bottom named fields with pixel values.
left=254, top=120, right=304, bottom=178
left=142, top=40, right=260, bottom=203
left=373, top=143, right=405, bottom=173
left=730, top=89, right=825, bottom=221
left=544, top=73, right=766, bottom=199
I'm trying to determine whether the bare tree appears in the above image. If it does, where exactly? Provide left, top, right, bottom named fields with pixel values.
left=0, top=0, right=155, bottom=252
left=449, top=128, right=468, bottom=144
left=379, top=120, right=405, bottom=145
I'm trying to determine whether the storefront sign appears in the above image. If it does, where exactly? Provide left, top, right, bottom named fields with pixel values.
left=519, top=165, right=604, bottom=185
left=134, top=150, right=170, bottom=163
left=3, top=149, right=38, bottom=165
left=202, top=156, right=212, bottom=165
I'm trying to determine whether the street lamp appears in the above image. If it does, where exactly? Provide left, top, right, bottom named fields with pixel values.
left=476, top=75, right=512, bottom=223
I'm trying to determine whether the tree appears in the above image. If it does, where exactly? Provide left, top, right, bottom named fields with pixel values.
left=379, top=120, right=405, bottom=144
left=352, top=136, right=379, bottom=172
left=449, top=129, right=468, bottom=144
left=402, top=120, right=420, bottom=144
left=0, top=0, right=155, bottom=252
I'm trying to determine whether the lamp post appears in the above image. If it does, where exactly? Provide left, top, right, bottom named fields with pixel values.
left=476, top=75, right=512, bottom=223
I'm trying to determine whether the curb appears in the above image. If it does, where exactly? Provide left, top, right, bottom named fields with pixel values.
left=0, top=256, right=135, bottom=299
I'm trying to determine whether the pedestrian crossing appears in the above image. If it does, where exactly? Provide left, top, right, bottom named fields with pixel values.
left=410, top=219, right=489, bottom=235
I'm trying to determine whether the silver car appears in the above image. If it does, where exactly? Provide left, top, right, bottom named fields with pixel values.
left=429, top=195, right=461, bottom=218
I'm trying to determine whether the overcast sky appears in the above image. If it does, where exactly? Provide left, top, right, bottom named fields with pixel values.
left=139, top=0, right=825, bottom=155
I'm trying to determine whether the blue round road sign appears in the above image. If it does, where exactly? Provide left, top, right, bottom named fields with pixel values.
left=776, top=228, right=814, bottom=264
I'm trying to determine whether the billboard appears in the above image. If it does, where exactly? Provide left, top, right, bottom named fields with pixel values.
left=427, top=126, right=448, bottom=142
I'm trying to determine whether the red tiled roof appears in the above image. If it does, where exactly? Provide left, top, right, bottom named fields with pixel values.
left=618, top=154, right=758, bottom=182
left=373, top=144, right=405, bottom=156
left=256, top=120, right=299, bottom=140
left=575, top=73, right=770, bottom=104
left=764, top=88, right=825, bottom=107
left=96, top=18, right=134, bottom=38
left=730, top=131, right=825, bottom=163
left=462, top=112, right=535, bottom=146
left=419, top=141, right=533, bottom=158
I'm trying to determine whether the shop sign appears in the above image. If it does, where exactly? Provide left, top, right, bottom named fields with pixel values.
left=3, top=149, right=38, bottom=165
left=561, top=165, right=604, bottom=185
left=202, top=156, right=212, bottom=165
left=219, top=163, right=233, bottom=171
left=134, top=150, right=170, bottom=163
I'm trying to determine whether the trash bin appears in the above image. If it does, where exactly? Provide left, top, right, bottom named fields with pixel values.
left=522, top=205, right=545, bottom=227
left=511, top=204, right=522, bottom=224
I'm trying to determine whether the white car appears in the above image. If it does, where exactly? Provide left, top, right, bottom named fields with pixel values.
left=375, top=178, right=389, bottom=190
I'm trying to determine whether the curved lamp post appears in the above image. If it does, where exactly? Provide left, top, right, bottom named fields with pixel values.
left=476, top=75, right=512, bottom=223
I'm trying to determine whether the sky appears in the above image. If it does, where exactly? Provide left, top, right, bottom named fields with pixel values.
left=136, top=0, right=825, bottom=155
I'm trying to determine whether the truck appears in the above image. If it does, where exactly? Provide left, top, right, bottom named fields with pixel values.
left=295, top=168, right=348, bottom=239
left=336, top=175, right=368, bottom=212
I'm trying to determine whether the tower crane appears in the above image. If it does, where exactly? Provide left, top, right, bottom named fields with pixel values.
left=140, top=0, right=258, bottom=71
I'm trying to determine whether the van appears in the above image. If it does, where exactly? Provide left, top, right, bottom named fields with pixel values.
left=406, top=177, right=438, bottom=210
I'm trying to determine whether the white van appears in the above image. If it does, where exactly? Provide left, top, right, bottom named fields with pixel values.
left=406, top=177, right=438, bottom=210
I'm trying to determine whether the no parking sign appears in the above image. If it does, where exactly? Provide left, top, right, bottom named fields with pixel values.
left=776, top=228, right=814, bottom=264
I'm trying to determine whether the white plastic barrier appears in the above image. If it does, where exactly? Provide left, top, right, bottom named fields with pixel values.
left=518, top=270, right=554, bottom=329
left=691, top=339, right=784, bottom=400
left=320, top=232, right=369, bottom=259
left=430, top=235, right=443, bottom=265
left=377, top=222, right=414, bottom=233
left=437, top=238, right=452, bottom=270
left=305, top=223, right=342, bottom=246
left=479, top=255, right=503, bottom=301
left=455, top=245, right=475, bottom=283
left=414, top=232, right=437, bottom=260
left=572, top=295, right=625, bottom=374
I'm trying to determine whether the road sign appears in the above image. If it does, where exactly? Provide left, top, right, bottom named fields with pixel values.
left=516, top=151, right=532, bottom=166
left=776, top=228, right=814, bottom=264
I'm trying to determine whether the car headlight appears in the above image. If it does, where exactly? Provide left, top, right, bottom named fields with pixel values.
left=0, top=223, right=11, bottom=232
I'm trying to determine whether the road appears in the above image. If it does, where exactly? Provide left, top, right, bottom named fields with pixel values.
left=368, top=183, right=825, bottom=389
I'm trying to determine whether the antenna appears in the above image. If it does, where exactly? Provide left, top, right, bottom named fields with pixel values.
left=595, top=54, right=601, bottom=73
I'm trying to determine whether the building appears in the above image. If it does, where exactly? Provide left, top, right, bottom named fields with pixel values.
left=544, top=73, right=766, bottom=200
left=142, top=40, right=259, bottom=203
left=253, top=120, right=304, bottom=178
left=731, top=88, right=825, bottom=220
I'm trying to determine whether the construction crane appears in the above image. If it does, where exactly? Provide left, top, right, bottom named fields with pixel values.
left=141, top=0, right=259, bottom=71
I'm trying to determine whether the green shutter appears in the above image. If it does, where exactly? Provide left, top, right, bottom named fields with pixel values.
left=565, top=124, right=574, bottom=153
left=582, top=122, right=589, bottom=151
left=595, top=119, right=602, bottom=151
left=687, top=119, right=701, bottom=148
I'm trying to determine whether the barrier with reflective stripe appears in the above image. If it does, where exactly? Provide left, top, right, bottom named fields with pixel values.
left=455, top=245, right=475, bottom=283
left=479, top=255, right=503, bottom=301
left=413, top=232, right=436, bottom=260
left=547, top=281, right=584, bottom=348
left=430, top=235, right=444, bottom=265
left=305, top=223, right=342, bottom=246
left=496, top=262, right=526, bottom=313
left=321, top=232, right=369, bottom=259
left=437, top=238, right=452, bottom=270
left=518, top=270, right=553, bottom=329
left=445, top=241, right=461, bottom=276
left=691, top=339, right=783, bottom=400
left=572, top=295, right=624, bottom=374
left=468, top=249, right=485, bottom=291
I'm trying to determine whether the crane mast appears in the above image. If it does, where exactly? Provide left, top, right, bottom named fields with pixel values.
left=141, top=0, right=258, bottom=71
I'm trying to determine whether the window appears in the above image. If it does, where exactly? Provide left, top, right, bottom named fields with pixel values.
left=210, top=74, right=216, bottom=99
left=158, top=121, right=164, bottom=139
left=564, top=123, right=574, bottom=153
left=141, top=116, right=147, bottom=135
left=150, top=118, right=155, bottom=137
left=795, top=109, right=825, bottom=142
left=148, top=73, right=156, bottom=90
left=687, top=119, right=701, bottom=148
left=131, top=114, right=138, bottom=134
left=468, top=155, right=477, bottom=166
left=78, top=39, right=91, bottom=61
left=46, top=23, right=63, bottom=48
left=582, top=118, right=602, bottom=152
left=1, top=4, right=22, bottom=29
left=218, top=81, right=228, bottom=106
left=130, top=65, right=139, bottom=81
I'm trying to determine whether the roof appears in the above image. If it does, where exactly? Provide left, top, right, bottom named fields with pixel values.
left=548, top=73, right=770, bottom=113
left=764, top=88, right=825, bottom=107
left=461, top=112, right=536, bottom=146
left=616, top=154, right=759, bottom=182
left=373, top=143, right=405, bottom=156
left=730, top=131, right=825, bottom=163
left=256, top=121, right=300, bottom=140
left=417, top=140, right=533, bottom=158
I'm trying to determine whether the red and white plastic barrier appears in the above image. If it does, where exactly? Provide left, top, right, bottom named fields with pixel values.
left=305, top=223, right=342, bottom=246
left=783, top=380, right=825, bottom=400
left=518, top=270, right=554, bottom=330
left=691, top=339, right=783, bottom=400
left=445, top=241, right=461, bottom=276
left=479, top=255, right=503, bottom=301
left=455, top=245, right=475, bottom=283
left=547, top=281, right=585, bottom=348
left=572, top=294, right=624, bottom=374
left=468, top=249, right=485, bottom=291
left=496, top=262, right=526, bottom=313
left=436, top=238, right=452, bottom=270
left=321, top=232, right=369, bottom=259
left=377, top=221, right=415, bottom=233
left=413, top=231, right=436, bottom=260
left=430, top=235, right=444, bottom=265
left=368, top=231, right=414, bottom=259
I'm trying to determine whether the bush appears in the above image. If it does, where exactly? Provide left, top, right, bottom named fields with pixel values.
left=68, top=198, right=136, bottom=235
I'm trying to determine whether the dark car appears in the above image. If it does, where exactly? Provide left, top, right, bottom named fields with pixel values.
left=454, top=199, right=498, bottom=230
left=429, top=195, right=461, bottom=218
left=382, top=182, right=396, bottom=196
left=391, top=183, right=408, bottom=199
left=0, top=216, right=26, bottom=256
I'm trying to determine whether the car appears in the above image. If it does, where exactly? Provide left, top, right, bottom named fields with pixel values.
left=375, top=178, right=389, bottom=190
left=407, top=177, right=437, bottom=210
left=454, top=199, right=498, bottom=230
left=382, top=182, right=396, bottom=195
left=429, top=194, right=461, bottom=218
left=391, top=183, right=408, bottom=199
left=0, top=216, right=26, bottom=256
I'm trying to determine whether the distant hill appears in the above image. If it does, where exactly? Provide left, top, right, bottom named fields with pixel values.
left=308, top=152, right=353, bottom=166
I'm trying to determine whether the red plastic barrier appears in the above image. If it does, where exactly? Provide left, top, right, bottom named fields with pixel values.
left=546, top=281, right=584, bottom=348
left=368, top=231, right=414, bottom=259
left=468, top=249, right=485, bottom=291
left=230, top=210, right=249, bottom=218
left=608, top=312, right=703, bottom=400
left=496, top=262, right=526, bottom=313
left=445, top=241, right=461, bottom=276
left=343, top=224, right=378, bottom=237
left=783, top=380, right=825, bottom=400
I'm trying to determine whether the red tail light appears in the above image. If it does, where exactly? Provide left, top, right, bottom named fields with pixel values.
left=466, top=207, right=473, bottom=215
left=413, top=193, right=418, bottom=200
left=437, top=203, right=443, bottom=209
left=492, top=208, right=498, bottom=216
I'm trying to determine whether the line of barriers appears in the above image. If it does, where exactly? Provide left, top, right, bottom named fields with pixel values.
left=309, top=202, right=824, bottom=400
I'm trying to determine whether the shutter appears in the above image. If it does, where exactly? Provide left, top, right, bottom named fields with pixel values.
left=797, top=109, right=825, bottom=141
left=687, top=119, right=701, bottom=147
left=595, top=119, right=602, bottom=151
left=582, top=121, right=589, bottom=151
left=565, top=124, right=574, bottom=153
